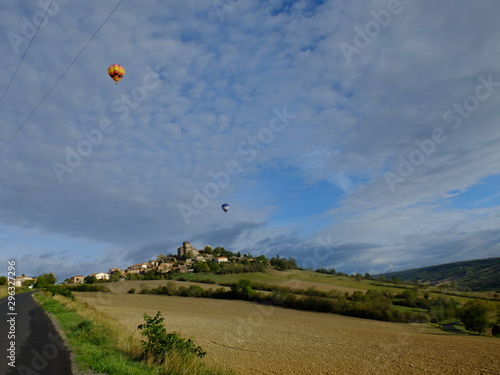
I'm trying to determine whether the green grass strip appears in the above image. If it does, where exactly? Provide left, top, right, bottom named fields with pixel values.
left=0, top=285, right=7, bottom=299
left=0, top=286, right=33, bottom=299
left=34, top=291, right=159, bottom=375
left=34, top=292, right=235, bottom=375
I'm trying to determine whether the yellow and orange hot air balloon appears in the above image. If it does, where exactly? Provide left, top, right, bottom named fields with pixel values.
left=108, top=64, right=125, bottom=85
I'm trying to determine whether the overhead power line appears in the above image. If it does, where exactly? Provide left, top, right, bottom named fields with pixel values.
left=0, top=0, right=55, bottom=106
left=0, top=0, right=123, bottom=155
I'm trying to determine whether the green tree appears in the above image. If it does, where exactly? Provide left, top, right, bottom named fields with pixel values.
left=391, top=276, right=402, bottom=284
left=271, top=256, right=297, bottom=271
left=351, top=290, right=365, bottom=302
left=364, top=289, right=393, bottom=315
left=84, top=275, right=98, bottom=284
left=164, top=281, right=177, bottom=296
left=255, top=255, right=269, bottom=263
left=0, top=276, right=6, bottom=285
left=212, top=247, right=223, bottom=256
left=230, top=279, right=255, bottom=300
left=126, top=273, right=141, bottom=280
left=460, top=300, right=492, bottom=334
left=400, top=288, right=418, bottom=307
left=213, top=246, right=234, bottom=258
left=22, top=279, right=35, bottom=287
left=429, top=296, right=458, bottom=322
left=193, top=262, right=210, bottom=273
left=144, top=269, right=160, bottom=280
left=208, top=261, right=220, bottom=272
left=34, top=273, right=57, bottom=288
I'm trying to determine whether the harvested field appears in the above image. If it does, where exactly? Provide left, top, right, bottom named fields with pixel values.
left=75, top=293, right=500, bottom=375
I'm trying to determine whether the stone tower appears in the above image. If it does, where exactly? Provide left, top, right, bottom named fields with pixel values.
left=177, top=241, right=199, bottom=258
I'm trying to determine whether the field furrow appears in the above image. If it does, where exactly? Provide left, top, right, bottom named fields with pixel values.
left=74, top=292, right=500, bottom=374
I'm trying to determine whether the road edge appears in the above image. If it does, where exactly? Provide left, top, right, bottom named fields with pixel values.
left=31, top=292, right=107, bottom=375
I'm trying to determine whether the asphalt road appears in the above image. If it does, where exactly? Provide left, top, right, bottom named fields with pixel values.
left=0, top=292, right=73, bottom=375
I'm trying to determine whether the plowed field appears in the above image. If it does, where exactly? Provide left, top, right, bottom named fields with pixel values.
left=75, top=293, right=500, bottom=375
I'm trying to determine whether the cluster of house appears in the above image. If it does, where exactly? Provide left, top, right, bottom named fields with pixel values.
left=69, top=242, right=231, bottom=283
left=12, top=275, right=37, bottom=287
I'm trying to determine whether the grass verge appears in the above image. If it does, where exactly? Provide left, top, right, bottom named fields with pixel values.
left=0, top=286, right=33, bottom=299
left=33, top=291, right=236, bottom=375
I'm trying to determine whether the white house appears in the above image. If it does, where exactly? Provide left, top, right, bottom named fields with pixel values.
left=13, top=275, right=36, bottom=287
left=89, top=272, right=110, bottom=280
left=214, top=256, right=229, bottom=264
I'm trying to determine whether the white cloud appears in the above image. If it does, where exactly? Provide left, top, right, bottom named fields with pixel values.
left=0, top=1, right=500, bottom=279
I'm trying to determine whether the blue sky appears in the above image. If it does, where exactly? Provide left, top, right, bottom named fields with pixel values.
left=1, top=0, right=500, bottom=281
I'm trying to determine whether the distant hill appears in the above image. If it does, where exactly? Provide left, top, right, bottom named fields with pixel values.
left=381, top=258, right=500, bottom=291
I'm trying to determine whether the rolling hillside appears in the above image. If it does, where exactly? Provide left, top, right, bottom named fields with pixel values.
left=382, top=258, right=500, bottom=291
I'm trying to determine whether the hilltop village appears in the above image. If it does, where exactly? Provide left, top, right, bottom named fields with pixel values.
left=67, top=242, right=273, bottom=283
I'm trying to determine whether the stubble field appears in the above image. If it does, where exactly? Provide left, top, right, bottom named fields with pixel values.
left=74, top=292, right=500, bottom=375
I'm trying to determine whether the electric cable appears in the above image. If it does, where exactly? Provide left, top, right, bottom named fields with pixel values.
left=0, top=0, right=123, bottom=155
left=0, top=0, right=55, bottom=106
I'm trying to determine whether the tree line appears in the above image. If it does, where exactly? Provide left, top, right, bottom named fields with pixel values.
left=5, top=264, right=499, bottom=335
left=131, top=279, right=500, bottom=331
